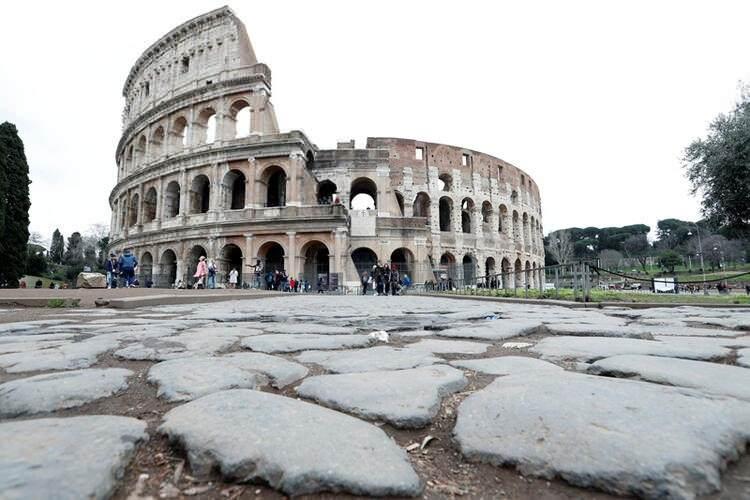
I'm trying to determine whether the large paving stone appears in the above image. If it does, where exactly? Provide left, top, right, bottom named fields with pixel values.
left=0, top=415, right=147, bottom=500
left=114, top=331, right=237, bottom=361
left=0, top=333, right=78, bottom=343
left=297, top=365, right=467, bottom=428
left=159, top=389, right=422, bottom=496
left=738, top=348, right=750, bottom=368
left=454, top=371, right=750, bottom=498
left=0, top=368, right=132, bottom=417
left=405, top=338, right=490, bottom=354
left=0, top=340, right=71, bottom=354
left=296, top=346, right=442, bottom=373
left=450, top=356, right=563, bottom=376
left=261, top=323, right=355, bottom=335
left=590, top=354, right=750, bottom=401
left=241, top=334, right=373, bottom=353
left=435, top=319, right=541, bottom=341
left=541, top=322, right=652, bottom=339
left=0, top=337, right=119, bottom=373
left=531, top=336, right=729, bottom=362
left=0, top=319, right=75, bottom=335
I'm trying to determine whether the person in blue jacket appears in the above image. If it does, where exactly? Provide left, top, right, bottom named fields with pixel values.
left=118, top=249, right=138, bottom=288
left=105, top=253, right=119, bottom=289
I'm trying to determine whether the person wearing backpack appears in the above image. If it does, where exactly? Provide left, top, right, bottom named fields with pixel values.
left=207, top=259, right=217, bottom=289
left=118, top=249, right=138, bottom=288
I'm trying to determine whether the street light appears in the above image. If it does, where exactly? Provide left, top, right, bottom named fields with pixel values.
left=687, top=227, right=709, bottom=295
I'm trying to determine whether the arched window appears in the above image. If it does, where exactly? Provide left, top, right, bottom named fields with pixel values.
left=128, top=194, right=139, bottom=227
left=222, top=170, right=246, bottom=210
left=262, top=166, right=286, bottom=207
left=394, top=191, right=405, bottom=216
left=439, top=197, right=453, bottom=232
left=317, top=180, right=337, bottom=205
left=159, top=249, right=177, bottom=287
left=135, top=135, right=147, bottom=166
left=461, top=198, right=474, bottom=234
left=498, top=204, right=508, bottom=233
left=391, top=248, right=415, bottom=277
left=511, top=190, right=518, bottom=204
left=190, top=175, right=210, bottom=214
left=463, top=254, right=476, bottom=285
left=151, top=126, right=165, bottom=160
left=437, top=173, right=452, bottom=192
left=440, top=252, right=456, bottom=279
left=230, top=100, right=251, bottom=138
left=197, top=108, right=217, bottom=144
left=258, top=242, right=285, bottom=273
left=350, top=177, right=377, bottom=210
left=143, top=187, right=157, bottom=223
left=164, top=181, right=180, bottom=218
left=221, top=244, right=244, bottom=285
left=481, top=201, right=492, bottom=224
left=413, top=192, right=430, bottom=221
left=301, top=241, right=330, bottom=283
left=351, top=247, right=378, bottom=277
left=172, top=116, right=188, bottom=149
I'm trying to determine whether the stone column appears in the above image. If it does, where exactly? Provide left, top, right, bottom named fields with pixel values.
left=179, top=169, right=188, bottom=218
left=286, top=232, right=297, bottom=277
left=156, top=176, right=164, bottom=229
left=244, top=233, right=254, bottom=267
left=137, top=184, right=144, bottom=228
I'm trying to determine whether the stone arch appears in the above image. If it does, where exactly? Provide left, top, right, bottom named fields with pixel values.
left=150, top=126, right=165, bottom=160
left=171, top=116, right=188, bottom=150
left=317, top=180, right=337, bottom=205
left=221, top=243, right=244, bottom=286
left=125, top=145, right=134, bottom=172
left=139, top=251, right=153, bottom=286
left=222, top=169, right=246, bottom=210
left=511, top=190, right=519, bottom=204
left=230, top=99, right=252, bottom=138
left=437, top=173, right=452, bottom=192
left=350, top=177, right=378, bottom=210
left=481, top=201, right=492, bottom=224
left=164, top=181, right=180, bottom=218
left=258, top=241, right=285, bottom=274
left=189, top=175, right=210, bottom=214
left=485, top=256, right=496, bottom=278
left=300, top=240, right=330, bottom=284
left=514, top=258, right=523, bottom=287
left=143, top=187, right=157, bottom=223
left=463, top=254, right=476, bottom=285
left=135, top=135, right=147, bottom=166
left=439, top=252, right=457, bottom=280
left=187, top=245, right=208, bottom=285
left=498, top=204, right=508, bottom=233
left=512, top=210, right=521, bottom=243
left=261, top=165, right=287, bottom=207
left=128, top=194, right=139, bottom=227
left=197, top=107, right=217, bottom=144
left=394, top=191, right=405, bottom=216
left=351, top=247, right=378, bottom=277
left=159, top=249, right=177, bottom=287
left=461, top=198, right=475, bottom=234
left=501, top=257, right=512, bottom=289
left=390, top=247, right=415, bottom=277
left=413, top=192, right=430, bottom=221
left=439, top=196, right=453, bottom=232
left=525, top=260, right=532, bottom=288
left=523, top=213, right=530, bottom=249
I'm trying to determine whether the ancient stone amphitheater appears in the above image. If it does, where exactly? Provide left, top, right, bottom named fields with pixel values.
left=108, top=6, right=545, bottom=288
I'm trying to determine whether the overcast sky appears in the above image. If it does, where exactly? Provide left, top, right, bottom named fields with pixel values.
left=2, top=1, right=748, bottom=245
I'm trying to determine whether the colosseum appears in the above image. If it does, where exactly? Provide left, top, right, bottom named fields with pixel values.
left=108, top=6, right=545, bottom=289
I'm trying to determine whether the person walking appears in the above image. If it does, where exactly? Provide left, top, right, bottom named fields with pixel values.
left=361, top=271, right=369, bottom=295
left=229, top=267, right=239, bottom=289
left=118, top=249, right=138, bottom=288
left=207, top=259, right=217, bottom=289
left=193, top=256, right=208, bottom=289
left=105, top=253, right=119, bottom=289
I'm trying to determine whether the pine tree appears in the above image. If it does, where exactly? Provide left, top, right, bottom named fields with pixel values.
left=50, top=229, right=64, bottom=264
left=0, top=122, right=31, bottom=287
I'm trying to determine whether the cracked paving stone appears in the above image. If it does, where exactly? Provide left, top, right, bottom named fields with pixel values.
left=295, top=346, right=442, bottom=373
left=450, top=356, right=563, bottom=376
left=0, top=337, right=119, bottom=373
left=241, top=333, right=373, bottom=353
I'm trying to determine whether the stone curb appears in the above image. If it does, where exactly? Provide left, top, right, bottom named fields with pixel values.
left=105, top=291, right=280, bottom=309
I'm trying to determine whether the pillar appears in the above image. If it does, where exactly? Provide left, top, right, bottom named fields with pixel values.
left=286, top=232, right=297, bottom=277
left=179, top=169, right=188, bottom=218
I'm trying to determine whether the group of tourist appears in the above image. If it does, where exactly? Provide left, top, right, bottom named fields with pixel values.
left=105, top=249, right=141, bottom=289
left=360, top=262, right=412, bottom=296
left=188, top=256, right=239, bottom=289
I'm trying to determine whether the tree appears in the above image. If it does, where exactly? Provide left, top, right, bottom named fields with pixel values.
left=63, top=232, right=84, bottom=267
left=546, top=229, right=574, bottom=264
left=622, top=234, right=651, bottom=272
left=598, top=249, right=623, bottom=270
left=0, top=122, right=31, bottom=287
left=658, top=250, right=683, bottom=274
left=683, top=87, right=750, bottom=237
left=50, top=229, right=64, bottom=264
left=25, top=244, right=48, bottom=276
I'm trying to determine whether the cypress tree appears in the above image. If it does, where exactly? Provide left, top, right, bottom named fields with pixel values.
left=50, top=229, right=64, bottom=264
left=0, top=122, right=31, bottom=287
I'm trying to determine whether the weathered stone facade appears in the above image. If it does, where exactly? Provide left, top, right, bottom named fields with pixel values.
left=109, top=6, right=544, bottom=287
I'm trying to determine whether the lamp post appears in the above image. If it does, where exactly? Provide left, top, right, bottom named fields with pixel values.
left=687, top=227, right=708, bottom=295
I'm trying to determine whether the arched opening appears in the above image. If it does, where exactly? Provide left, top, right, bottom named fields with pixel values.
left=139, top=252, right=153, bottom=286
left=262, top=166, right=287, bottom=207
left=317, top=180, right=337, bottom=205
left=350, top=177, right=377, bottom=210
left=230, top=100, right=251, bottom=138
left=160, top=249, right=177, bottom=288
left=501, top=257, right=512, bottom=289
left=221, top=244, right=244, bottom=286
left=511, top=190, right=519, bottom=204
left=461, top=198, right=474, bottom=234
left=463, top=254, right=476, bottom=285
left=187, top=245, right=207, bottom=286
left=172, top=116, right=188, bottom=149
left=439, top=197, right=453, bottom=232
left=151, top=126, right=165, bottom=160
left=258, top=241, right=285, bottom=274
left=514, top=258, right=523, bottom=288
left=165, top=181, right=180, bottom=218
left=498, top=204, right=508, bottom=233
left=301, top=241, right=330, bottom=284
left=222, top=169, right=246, bottom=210
left=190, top=175, right=210, bottom=214
left=485, top=257, right=496, bottom=279
left=143, top=187, right=157, bottom=223
left=525, top=260, right=532, bottom=288
left=439, top=252, right=457, bottom=280
left=523, top=213, right=530, bottom=248
left=512, top=211, right=521, bottom=243
left=128, top=194, right=139, bottom=227
left=390, top=248, right=415, bottom=277
left=126, top=145, right=134, bottom=171
left=136, top=135, right=147, bottom=166
left=197, top=108, right=217, bottom=144
left=481, top=201, right=492, bottom=224
left=351, top=247, right=378, bottom=277
left=437, top=173, right=452, bottom=192
left=413, top=192, right=430, bottom=222
left=394, top=191, right=405, bottom=216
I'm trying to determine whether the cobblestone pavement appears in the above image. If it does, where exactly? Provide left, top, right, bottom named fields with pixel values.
left=1, top=296, right=749, bottom=499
